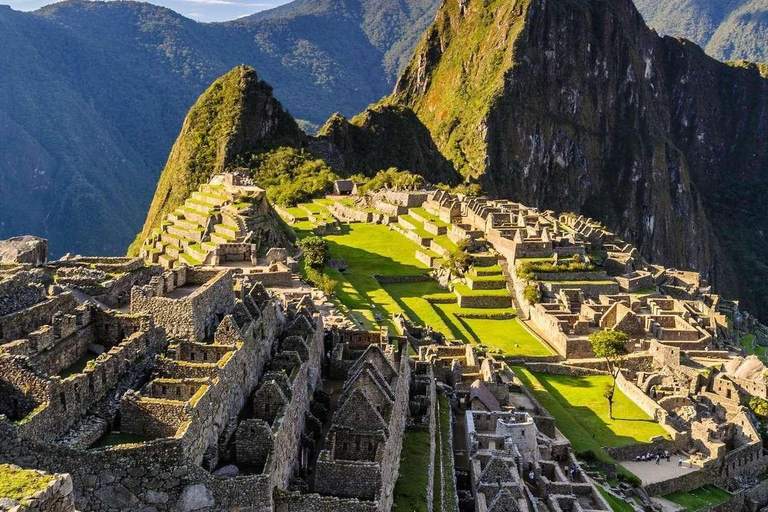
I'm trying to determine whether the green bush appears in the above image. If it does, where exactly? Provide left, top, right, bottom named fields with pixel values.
left=749, top=397, right=768, bottom=417
left=303, top=263, right=337, bottom=296
left=236, top=147, right=338, bottom=206
left=299, top=236, right=330, bottom=268
left=516, top=259, right=597, bottom=280
left=577, top=450, right=598, bottom=462
left=523, top=284, right=541, bottom=305
left=357, top=167, right=424, bottom=194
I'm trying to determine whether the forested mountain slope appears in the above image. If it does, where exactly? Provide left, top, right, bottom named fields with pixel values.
left=0, top=0, right=440, bottom=256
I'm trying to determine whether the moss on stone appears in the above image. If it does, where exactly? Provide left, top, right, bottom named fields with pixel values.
left=0, top=464, right=53, bottom=501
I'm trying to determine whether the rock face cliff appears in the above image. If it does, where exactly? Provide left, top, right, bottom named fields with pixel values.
left=392, top=0, right=768, bottom=319
left=311, top=104, right=460, bottom=184
left=130, top=66, right=303, bottom=254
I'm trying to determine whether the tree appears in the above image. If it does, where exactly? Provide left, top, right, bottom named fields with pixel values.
left=445, top=238, right=473, bottom=278
left=299, top=236, right=330, bottom=269
left=588, top=330, right=630, bottom=419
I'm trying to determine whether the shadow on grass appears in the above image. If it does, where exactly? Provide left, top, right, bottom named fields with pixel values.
left=535, top=373, right=662, bottom=447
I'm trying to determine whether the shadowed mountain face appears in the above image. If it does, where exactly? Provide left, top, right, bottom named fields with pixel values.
left=385, top=0, right=768, bottom=319
left=0, top=0, right=440, bottom=256
left=634, top=0, right=768, bottom=63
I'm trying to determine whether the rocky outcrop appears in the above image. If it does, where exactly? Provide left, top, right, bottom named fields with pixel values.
left=311, top=105, right=460, bottom=185
left=0, top=236, right=47, bottom=266
left=130, top=66, right=304, bottom=254
left=391, top=0, right=768, bottom=319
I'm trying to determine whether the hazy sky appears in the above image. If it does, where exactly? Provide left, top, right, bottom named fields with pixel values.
left=2, top=0, right=291, bottom=22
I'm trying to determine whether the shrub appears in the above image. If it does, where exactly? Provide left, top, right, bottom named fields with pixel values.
left=516, top=259, right=597, bottom=280
left=358, top=168, right=424, bottom=194
left=300, top=236, right=330, bottom=269
left=303, top=264, right=337, bottom=296
left=236, top=147, right=338, bottom=206
left=749, top=397, right=768, bottom=417
left=523, top=284, right=541, bottom=305
left=577, top=450, right=598, bottom=463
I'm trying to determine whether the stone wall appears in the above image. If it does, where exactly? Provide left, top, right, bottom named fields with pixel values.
left=0, top=270, right=47, bottom=317
left=0, top=294, right=78, bottom=343
left=643, top=467, right=713, bottom=496
left=275, top=491, right=378, bottom=511
left=120, top=395, right=189, bottom=438
left=131, top=269, right=234, bottom=341
left=5, top=327, right=166, bottom=443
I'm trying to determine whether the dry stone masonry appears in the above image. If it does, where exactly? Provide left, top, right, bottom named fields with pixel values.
left=4, top=179, right=768, bottom=511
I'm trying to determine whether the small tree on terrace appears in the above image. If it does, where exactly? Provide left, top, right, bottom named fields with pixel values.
left=589, top=330, right=630, bottom=420
left=299, top=236, right=330, bottom=269
left=445, top=238, right=473, bottom=278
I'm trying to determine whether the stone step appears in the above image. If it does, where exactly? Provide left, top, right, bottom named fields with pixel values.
left=221, top=212, right=241, bottom=228
left=174, top=217, right=202, bottom=230
left=165, top=244, right=181, bottom=259
left=158, top=253, right=178, bottom=269
left=211, top=232, right=235, bottom=244
left=178, top=252, right=203, bottom=267
left=200, top=183, right=232, bottom=197
left=214, top=223, right=240, bottom=237
left=192, top=191, right=229, bottom=207
left=465, top=275, right=507, bottom=290
left=160, top=232, right=191, bottom=250
left=185, top=198, right=214, bottom=215
left=177, top=206, right=210, bottom=225
left=186, top=244, right=209, bottom=262
left=167, top=224, right=203, bottom=243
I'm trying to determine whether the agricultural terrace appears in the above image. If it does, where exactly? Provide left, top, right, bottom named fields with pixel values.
left=288, top=213, right=553, bottom=357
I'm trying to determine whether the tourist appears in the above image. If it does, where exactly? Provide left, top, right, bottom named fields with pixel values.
left=529, top=470, right=535, bottom=482
left=665, top=450, right=670, bottom=462
left=678, top=457, right=682, bottom=467
left=655, top=454, right=660, bottom=465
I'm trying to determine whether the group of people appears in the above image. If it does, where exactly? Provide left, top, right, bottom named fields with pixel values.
left=634, top=449, right=686, bottom=467
left=562, top=464, right=580, bottom=480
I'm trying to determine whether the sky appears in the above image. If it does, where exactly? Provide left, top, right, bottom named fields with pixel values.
left=1, top=0, right=291, bottom=22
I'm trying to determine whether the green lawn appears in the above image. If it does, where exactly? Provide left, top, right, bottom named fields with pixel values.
left=739, top=334, right=767, bottom=361
left=664, top=485, right=731, bottom=511
left=384, top=282, right=552, bottom=356
left=512, top=367, right=666, bottom=481
left=292, top=223, right=552, bottom=356
left=393, top=430, right=431, bottom=512
left=518, top=370, right=669, bottom=447
left=434, top=395, right=458, bottom=512
left=321, top=224, right=431, bottom=330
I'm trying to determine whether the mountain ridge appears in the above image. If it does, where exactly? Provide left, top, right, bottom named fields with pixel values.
left=0, top=0, right=441, bottom=257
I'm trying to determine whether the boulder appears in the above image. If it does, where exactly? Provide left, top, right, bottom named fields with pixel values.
left=176, top=483, right=214, bottom=512
left=212, top=465, right=239, bottom=477
left=0, top=236, right=47, bottom=266
left=94, top=484, right=139, bottom=508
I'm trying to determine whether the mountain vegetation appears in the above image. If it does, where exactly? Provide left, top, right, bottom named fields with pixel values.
left=380, top=0, right=768, bottom=320
left=129, top=66, right=304, bottom=254
left=0, top=0, right=441, bottom=256
left=634, top=0, right=768, bottom=63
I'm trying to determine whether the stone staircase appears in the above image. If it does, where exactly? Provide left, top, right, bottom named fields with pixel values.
left=141, top=183, right=250, bottom=269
